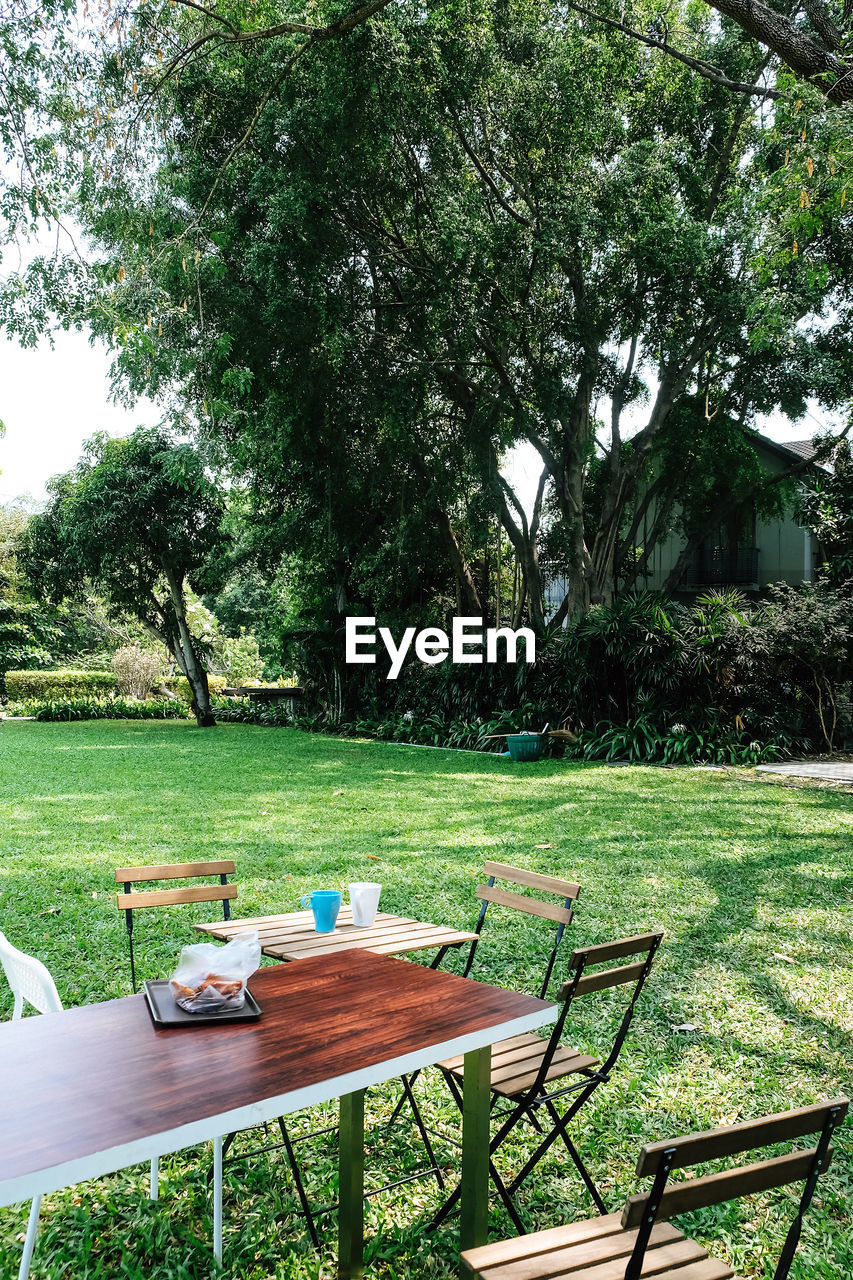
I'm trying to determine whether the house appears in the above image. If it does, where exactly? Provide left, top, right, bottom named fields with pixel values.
left=643, top=434, right=819, bottom=593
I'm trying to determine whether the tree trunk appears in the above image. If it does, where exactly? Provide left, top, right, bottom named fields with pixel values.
left=434, top=506, right=483, bottom=615
left=163, top=566, right=215, bottom=727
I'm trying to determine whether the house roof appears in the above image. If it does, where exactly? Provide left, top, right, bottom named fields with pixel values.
left=779, top=438, right=819, bottom=461
left=754, top=432, right=826, bottom=470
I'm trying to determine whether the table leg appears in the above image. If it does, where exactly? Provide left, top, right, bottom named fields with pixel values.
left=460, top=1045, right=491, bottom=1251
left=213, top=1136, right=223, bottom=1264
left=338, top=1088, right=365, bottom=1279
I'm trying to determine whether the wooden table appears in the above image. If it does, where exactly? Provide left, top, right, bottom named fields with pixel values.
left=196, top=905, right=480, bottom=965
left=0, top=950, right=553, bottom=1277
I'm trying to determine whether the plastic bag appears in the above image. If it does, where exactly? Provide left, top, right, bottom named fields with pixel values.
left=170, top=930, right=261, bottom=1013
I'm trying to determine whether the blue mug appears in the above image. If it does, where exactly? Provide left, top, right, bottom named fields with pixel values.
left=301, top=890, right=342, bottom=934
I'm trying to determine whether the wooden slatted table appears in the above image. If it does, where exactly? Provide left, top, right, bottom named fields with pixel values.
left=0, top=951, right=554, bottom=1278
left=195, top=905, right=480, bottom=964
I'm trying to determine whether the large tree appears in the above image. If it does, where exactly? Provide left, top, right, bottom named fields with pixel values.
left=69, top=0, right=852, bottom=625
left=19, top=428, right=227, bottom=725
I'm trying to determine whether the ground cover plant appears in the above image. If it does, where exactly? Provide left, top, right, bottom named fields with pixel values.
left=0, top=721, right=850, bottom=1280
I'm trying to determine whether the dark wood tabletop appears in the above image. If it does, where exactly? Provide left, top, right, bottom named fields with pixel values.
left=0, top=950, right=553, bottom=1206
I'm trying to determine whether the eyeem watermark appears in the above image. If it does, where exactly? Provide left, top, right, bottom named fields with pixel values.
left=345, top=616, right=536, bottom=680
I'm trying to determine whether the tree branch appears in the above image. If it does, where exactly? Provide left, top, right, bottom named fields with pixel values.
left=560, top=0, right=783, bottom=99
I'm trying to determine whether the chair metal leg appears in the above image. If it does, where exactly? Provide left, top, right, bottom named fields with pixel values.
left=558, top=1131, right=607, bottom=1213
left=277, top=1118, right=321, bottom=1248
left=18, top=1195, right=41, bottom=1280
left=400, top=1075, right=446, bottom=1190
left=505, top=1095, right=606, bottom=1213
left=489, top=1158, right=527, bottom=1235
left=386, top=1071, right=421, bottom=1127
left=149, top=1155, right=159, bottom=1201
left=213, top=1136, right=223, bottom=1264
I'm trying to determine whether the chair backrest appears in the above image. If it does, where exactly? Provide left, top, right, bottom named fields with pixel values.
left=620, top=1097, right=849, bottom=1280
left=0, top=930, right=63, bottom=1019
left=115, top=860, right=237, bottom=990
left=529, top=931, right=663, bottom=1098
left=472, top=861, right=581, bottom=997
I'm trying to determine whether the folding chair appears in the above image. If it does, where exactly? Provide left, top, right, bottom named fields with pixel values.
left=462, top=861, right=582, bottom=996
left=114, top=860, right=237, bottom=991
left=431, top=931, right=664, bottom=1234
left=0, top=931, right=161, bottom=1280
left=389, top=861, right=582, bottom=1129
left=461, top=1095, right=849, bottom=1280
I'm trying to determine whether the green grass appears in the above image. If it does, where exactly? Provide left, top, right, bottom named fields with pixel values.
left=1, top=720, right=851, bottom=1280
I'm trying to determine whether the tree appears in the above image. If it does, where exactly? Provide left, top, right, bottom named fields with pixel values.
left=19, top=428, right=227, bottom=725
left=77, top=0, right=852, bottom=625
left=559, top=0, right=853, bottom=106
left=798, top=434, right=853, bottom=585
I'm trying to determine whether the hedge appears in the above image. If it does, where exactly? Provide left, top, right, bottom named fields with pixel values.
left=3, top=697, right=190, bottom=721
left=4, top=669, right=117, bottom=700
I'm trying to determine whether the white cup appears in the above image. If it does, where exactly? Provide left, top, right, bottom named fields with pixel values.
left=349, top=882, right=381, bottom=928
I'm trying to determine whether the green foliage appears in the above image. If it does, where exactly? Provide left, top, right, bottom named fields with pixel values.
left=169, top=674, right=228, bottom=703
left=0, top=602, right=62, bottom=691
left=798, top=435, right=853, bottom=587
left=50, top=0, right=849, bottom=626
left=2, top=696, right=189, bottom=721
left=577, top=718, right=783, bottom=766
left=20, top=429, right=225, bottom=624
left=4, top=668, right=117, bottom=699
left=19, top=427, right=229, bottom=726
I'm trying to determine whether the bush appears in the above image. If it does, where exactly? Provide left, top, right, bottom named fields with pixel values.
left=0, top=602, right=62, bottom=693
left=167, top=674, right=229, bottom=703
left=112, top=645, right=164, bottom=698
left=3, top=697, right=189, bottom=721
left=4, top=669, right=117, bottom=700
left=576, top=716, right=784, bottom=766
left=214, top=631, right=265, bottom=684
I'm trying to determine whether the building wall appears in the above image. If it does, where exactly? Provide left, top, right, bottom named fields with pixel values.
left=642, top=440, right=814, bottom=592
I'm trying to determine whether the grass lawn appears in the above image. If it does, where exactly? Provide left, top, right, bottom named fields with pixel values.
left=1, top=719, right=851, bottom=1280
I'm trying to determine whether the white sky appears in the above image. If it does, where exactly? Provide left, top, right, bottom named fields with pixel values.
left=0, top=330, right=156, bottom=504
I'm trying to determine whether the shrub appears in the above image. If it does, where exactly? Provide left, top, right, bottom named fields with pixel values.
left=214, top=631, right=265, bottom=684
left=168, top=674, right=229, bottom=703
left=0, top=602, right=62, bottom=692
left=3, top=697, right=189, bottom=721
left=112, top=645, right=164, bottom=699
left=4, top=669, right=117, bottom=700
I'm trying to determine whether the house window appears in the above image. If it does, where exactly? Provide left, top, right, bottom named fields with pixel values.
left=689, top=508, right=759, bottom=587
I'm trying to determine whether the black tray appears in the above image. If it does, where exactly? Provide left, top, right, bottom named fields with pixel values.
left=144, top=979, right=262, bottom=1028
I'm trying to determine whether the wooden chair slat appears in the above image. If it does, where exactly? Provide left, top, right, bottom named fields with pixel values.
left=476, top=885, right=574, bottom=925
left=492, top=1053, right=599, bottom=1098
left=114, top=861, right=235, bottom=884
left=483, top=862, right=581, bottom=901
left=476, top=1233, right=710, bottom=1280
left=460, top=1215, right=679, bottom=1275
left=637, top=1097, right=850, bottom=1174
left=569, top=932, right=663, bottom=967
left=559, top=959, right=647, bottom=998
left=115, top=884, right=239, bottom=911
left=533, top=1256, right=731, bottom=1280
left=488, top=1043, right=587, bottom=1085
left=440, top=1033, right=538, bottom=1074
left=622, top=1146, right=830, bottom=1229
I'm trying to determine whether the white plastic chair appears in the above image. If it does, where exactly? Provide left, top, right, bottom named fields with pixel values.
left=0, top=931, right=175, bottom=1279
